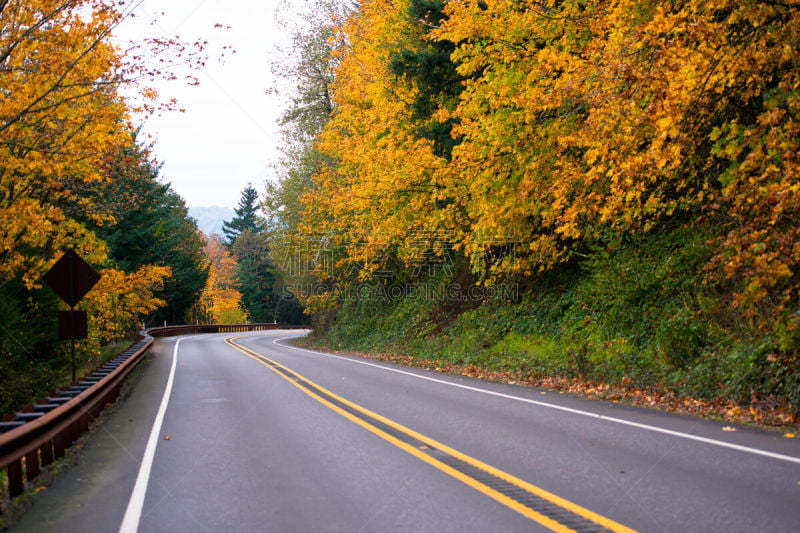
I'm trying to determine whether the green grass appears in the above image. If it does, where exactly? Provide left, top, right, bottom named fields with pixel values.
left=312, top=224, right=800, bottom=411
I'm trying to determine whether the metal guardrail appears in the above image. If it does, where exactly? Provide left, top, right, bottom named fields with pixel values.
left=0, top=322, right=299, bottom=502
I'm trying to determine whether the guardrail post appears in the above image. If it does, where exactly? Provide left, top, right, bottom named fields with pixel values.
left=69, top=420, right=79, bottom=446
left=7, top=458, right=23, bottom=498
left=41, top=440, right=53, bottom=466
left=54, top=431, right=65, bottom=459
left=26, top=449, right=40, bottom=481
left=64, top=424, right=73, bottom=448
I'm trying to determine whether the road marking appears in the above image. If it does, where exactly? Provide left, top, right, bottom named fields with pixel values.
left=119, top=337, right=181, bottom=533
left=272, top=335, right=800, bottom=466
left=226, top=336, right=635, bottom=533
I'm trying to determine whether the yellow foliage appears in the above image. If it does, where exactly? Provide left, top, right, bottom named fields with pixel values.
left=191, top=235, right=248, bottom=324
left=1, top=0, right=131, bottom=287
left=306, top=0, right=800, bottom=324
left=1, top=1, right=204, bottom=344
left=303, top=0, right=459, bottom=283
left=84, top=265, right=171, bottom=343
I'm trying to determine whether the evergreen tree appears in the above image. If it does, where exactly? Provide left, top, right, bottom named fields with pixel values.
left=222, top=184, right=264, bottom=247
left=85, top=132, right=209, bottom=325
left=231, top=230, right=277, bottom=323
left=388, top=0, right=464, bottom=160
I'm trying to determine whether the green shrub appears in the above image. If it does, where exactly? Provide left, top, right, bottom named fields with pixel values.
left=312, top=223, right=800, bottom=410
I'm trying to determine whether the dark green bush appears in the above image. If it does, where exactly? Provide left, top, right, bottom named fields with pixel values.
left=313, top=224, right=800, bottom=410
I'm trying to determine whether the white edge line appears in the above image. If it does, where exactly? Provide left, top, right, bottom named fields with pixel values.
left=269, top=334, right=800, bottom=466
left=119, top=337, right=181, bottom=533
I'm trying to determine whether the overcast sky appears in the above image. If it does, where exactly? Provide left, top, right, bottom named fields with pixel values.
left=115, top=0, right=296, bottom=209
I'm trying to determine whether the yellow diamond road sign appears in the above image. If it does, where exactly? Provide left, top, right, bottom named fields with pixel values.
left=43, top=249, right=100, bottom=307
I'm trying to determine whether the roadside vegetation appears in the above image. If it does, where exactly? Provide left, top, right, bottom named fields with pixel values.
left=313, top=228, right=798, bottom=426
left=0, top=1, right=210, bottom=415
left=266, top=0, right=800, bottom=426
left=2, top=0, right=798, bottom=426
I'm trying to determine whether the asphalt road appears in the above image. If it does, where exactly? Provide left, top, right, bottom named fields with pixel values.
left=13, top=330, right=800, bottom=532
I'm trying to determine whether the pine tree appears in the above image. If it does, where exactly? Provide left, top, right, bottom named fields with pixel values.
left=222, top=184, right=263, bottom=247
left=86, top=131, right=209, bottom=325
left=232, top=230, right=276, bottom=323
left=388, top=0, right=464, bottom=160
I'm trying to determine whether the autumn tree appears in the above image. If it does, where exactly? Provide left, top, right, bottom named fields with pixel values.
left=192, top=234, right=247, bottom=324
left=0, top=0, right=207, bottom=412
left=1, top=0, right=205, bottom=283
left=432, top=0, right=800, bottom=323
left=1, top=0, right=130, bottom=287
left=270, top=0, right=800, bottom=413
left=301, top=0, right=464, bottom=299
left=261, top=0, right=352, bottom=323
left=303, top=0, right=800, bottom=331
left=264, top=0, right=348, bottom=236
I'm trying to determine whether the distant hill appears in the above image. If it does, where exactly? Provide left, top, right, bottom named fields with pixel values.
left=188, top=206, right=235, bottom=237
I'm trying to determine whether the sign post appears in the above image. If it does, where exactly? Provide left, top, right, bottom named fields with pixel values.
left=43, top=250, right=100, bottom=382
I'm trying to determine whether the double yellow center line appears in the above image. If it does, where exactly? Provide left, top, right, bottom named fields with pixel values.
left=226, top=336, right=636, bottom=533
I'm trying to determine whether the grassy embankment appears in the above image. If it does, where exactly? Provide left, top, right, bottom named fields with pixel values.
left=307, top=224, right=800, bottom=427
